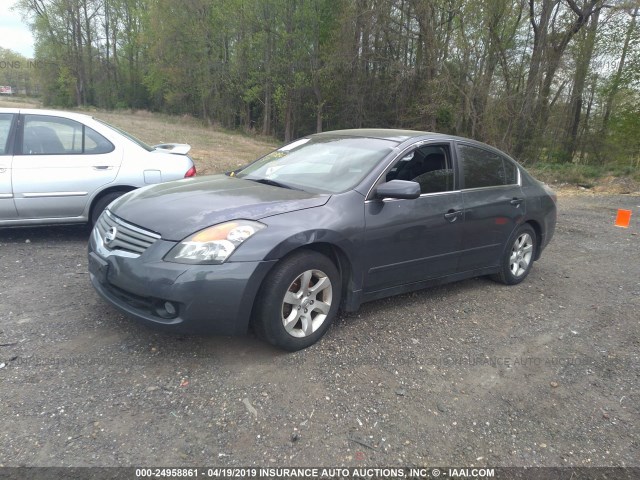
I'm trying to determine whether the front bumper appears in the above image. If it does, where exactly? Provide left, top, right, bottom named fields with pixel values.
left=88, top=227, right=276, bottom=335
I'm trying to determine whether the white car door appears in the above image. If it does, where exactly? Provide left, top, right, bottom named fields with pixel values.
left=12, top=114, right=121, bottom=219
left=0, top=112, right=18, bottom=219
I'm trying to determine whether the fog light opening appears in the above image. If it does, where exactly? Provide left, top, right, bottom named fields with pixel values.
left=164, top=301, right=177, bottom=316
left=154, top=300, right=179, bottom=319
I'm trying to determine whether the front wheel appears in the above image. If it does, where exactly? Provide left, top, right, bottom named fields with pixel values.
left=90, top=192, right=125, bottom=226
left=253, top=250, right=341, bottom=351
left=492, top=224, right=537, bottom=285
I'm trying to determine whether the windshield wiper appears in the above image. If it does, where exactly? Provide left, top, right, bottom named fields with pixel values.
left=248, top=178, right=300, bottom=190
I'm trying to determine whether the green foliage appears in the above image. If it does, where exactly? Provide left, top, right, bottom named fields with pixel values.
left=53, top=65, right=75, bottom=107
left=0, top=47, right=38, bottom=96
left=604, top=90, right=640, bottom=167
left=436, top=107, right=454, bottom=133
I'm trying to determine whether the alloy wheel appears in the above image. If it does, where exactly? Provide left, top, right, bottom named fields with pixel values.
left=510, top=233, right=533, bottom=278
left=281, top=269, right=333, bottom=338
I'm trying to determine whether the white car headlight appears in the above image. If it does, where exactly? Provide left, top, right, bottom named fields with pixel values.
left=165, top=220, right=265, bottom=264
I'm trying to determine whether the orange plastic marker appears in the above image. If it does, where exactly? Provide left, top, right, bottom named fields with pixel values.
left=614, top=209, right=632, bottom=228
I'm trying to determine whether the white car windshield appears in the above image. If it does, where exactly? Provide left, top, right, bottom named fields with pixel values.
left=236, top=136, right=395, bottom=194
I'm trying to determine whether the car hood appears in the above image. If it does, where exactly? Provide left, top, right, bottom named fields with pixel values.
left=109, top=174, right=330, bottom=241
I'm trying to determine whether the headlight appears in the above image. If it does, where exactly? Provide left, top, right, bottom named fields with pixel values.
left=164, top=220, right=265, bottom=264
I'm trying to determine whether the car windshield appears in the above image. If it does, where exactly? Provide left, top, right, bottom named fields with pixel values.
left=235, top=136, right=396, bottom=194
left=94, top=118, right=154, bottom=152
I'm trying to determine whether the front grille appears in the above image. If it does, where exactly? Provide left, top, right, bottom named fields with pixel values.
left=96, top=210, right=160, bottom=255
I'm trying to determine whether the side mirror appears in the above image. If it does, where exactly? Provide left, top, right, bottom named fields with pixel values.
left=375, top=180, right=421, bottom=200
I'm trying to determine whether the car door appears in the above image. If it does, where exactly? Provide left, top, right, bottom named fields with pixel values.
left=456, top=142, right=525, bottom=272
left=362, top=142, right=464, bottom=293
left=0, top=112, right=18, bottom=219
left=12, top=114, right=120, bottom=219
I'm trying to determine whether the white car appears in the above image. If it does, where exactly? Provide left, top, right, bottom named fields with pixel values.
left=0, top=108, right=196, bottom=226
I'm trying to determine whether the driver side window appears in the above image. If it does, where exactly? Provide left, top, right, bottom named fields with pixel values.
left=386, top=144, right=454, bottom=194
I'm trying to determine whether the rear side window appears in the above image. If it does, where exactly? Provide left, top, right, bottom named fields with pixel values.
left=0, top=113, right=14, bottom=155
left=21, top=115, right=114, bottom=155
left=458, top=143, right=518, bottom=188
left=84, top=126, right=115, bottom=153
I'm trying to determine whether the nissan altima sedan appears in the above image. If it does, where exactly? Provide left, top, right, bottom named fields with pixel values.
left=88, top=129, right=556, bottom=351
left=0, top=108, right=196, bottom=227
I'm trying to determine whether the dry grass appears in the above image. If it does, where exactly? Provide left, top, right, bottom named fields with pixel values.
left=0, top=97, right=278, bottom=175
left=0, top=96, right=42, bottom=109
left=94, top=110, right=277, bottom=174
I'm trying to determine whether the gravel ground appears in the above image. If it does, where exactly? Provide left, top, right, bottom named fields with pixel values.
left=0, top=193, right=638, bottom=468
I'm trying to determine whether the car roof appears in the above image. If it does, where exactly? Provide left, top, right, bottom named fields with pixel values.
left=0, top=107, right=95, bottom=122
left=311, top=128, right=489, bottom=146
left=310, top=128, right=517, bottom=160
left=311, top=128, right=438, bottom=143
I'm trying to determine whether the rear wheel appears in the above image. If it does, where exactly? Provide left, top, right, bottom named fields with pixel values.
left=90, top=192, right=126, bottom=226
left=253, top=250, right=341, bottom=351
left=492, top=224, right=537, bottom=285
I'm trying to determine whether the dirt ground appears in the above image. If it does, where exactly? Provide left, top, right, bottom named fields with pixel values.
left=0, top=189, right=639, bottom=469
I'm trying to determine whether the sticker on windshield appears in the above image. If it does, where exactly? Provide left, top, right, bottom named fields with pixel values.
left=279, top=138, right=310, bottom=152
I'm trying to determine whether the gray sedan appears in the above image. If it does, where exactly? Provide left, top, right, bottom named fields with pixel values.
left=88, top=129, right=556, bottom=351
left=0, top=108, right=195, bottom=226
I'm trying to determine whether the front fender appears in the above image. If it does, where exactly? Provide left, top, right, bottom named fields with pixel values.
left=229, top=192, right=367, bottom=295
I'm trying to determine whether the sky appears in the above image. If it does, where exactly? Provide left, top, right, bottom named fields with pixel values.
left=0, top=0, right=35, bottom=58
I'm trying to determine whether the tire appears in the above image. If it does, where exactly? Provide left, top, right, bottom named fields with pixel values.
left=90, top=192, right=125, bottom=226
left=492, top=224, right=537, bottom=285
left=253, top=250, right=341, bottom=351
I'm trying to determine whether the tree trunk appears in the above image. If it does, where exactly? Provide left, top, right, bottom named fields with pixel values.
left=512, top=0, right=553, bottom=160
left=261, top=4, right=273, bottom=137
left=262, top=82, right=272, bottom=136
left=601, top=6, right=638, bottom=134
left=578, top=78, right=597, bottom=163
left=104, top=0, right=112, bottom=106
left=284, top=92, right=293, bottom=142
left=82, top=0, right=93, bottom=105
left=565, top=7, right=600, bottom=160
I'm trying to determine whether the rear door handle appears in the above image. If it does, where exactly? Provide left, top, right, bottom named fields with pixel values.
left=444, top=209, right=462, bottom=222
left=510, top=197, right=523, bottom=207
left=93, top=166, right=113, bottom=170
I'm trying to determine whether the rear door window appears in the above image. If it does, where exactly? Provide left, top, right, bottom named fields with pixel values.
left=458, top=143, right=518, bottom=189
left=21, top=115, right=114, bottom=155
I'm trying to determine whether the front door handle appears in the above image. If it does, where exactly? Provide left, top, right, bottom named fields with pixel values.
left=93, top=166, right=113, bottom=170
left=510, top=197, right=523, bottom=207
left=444, top=209, right=462, bottom=222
